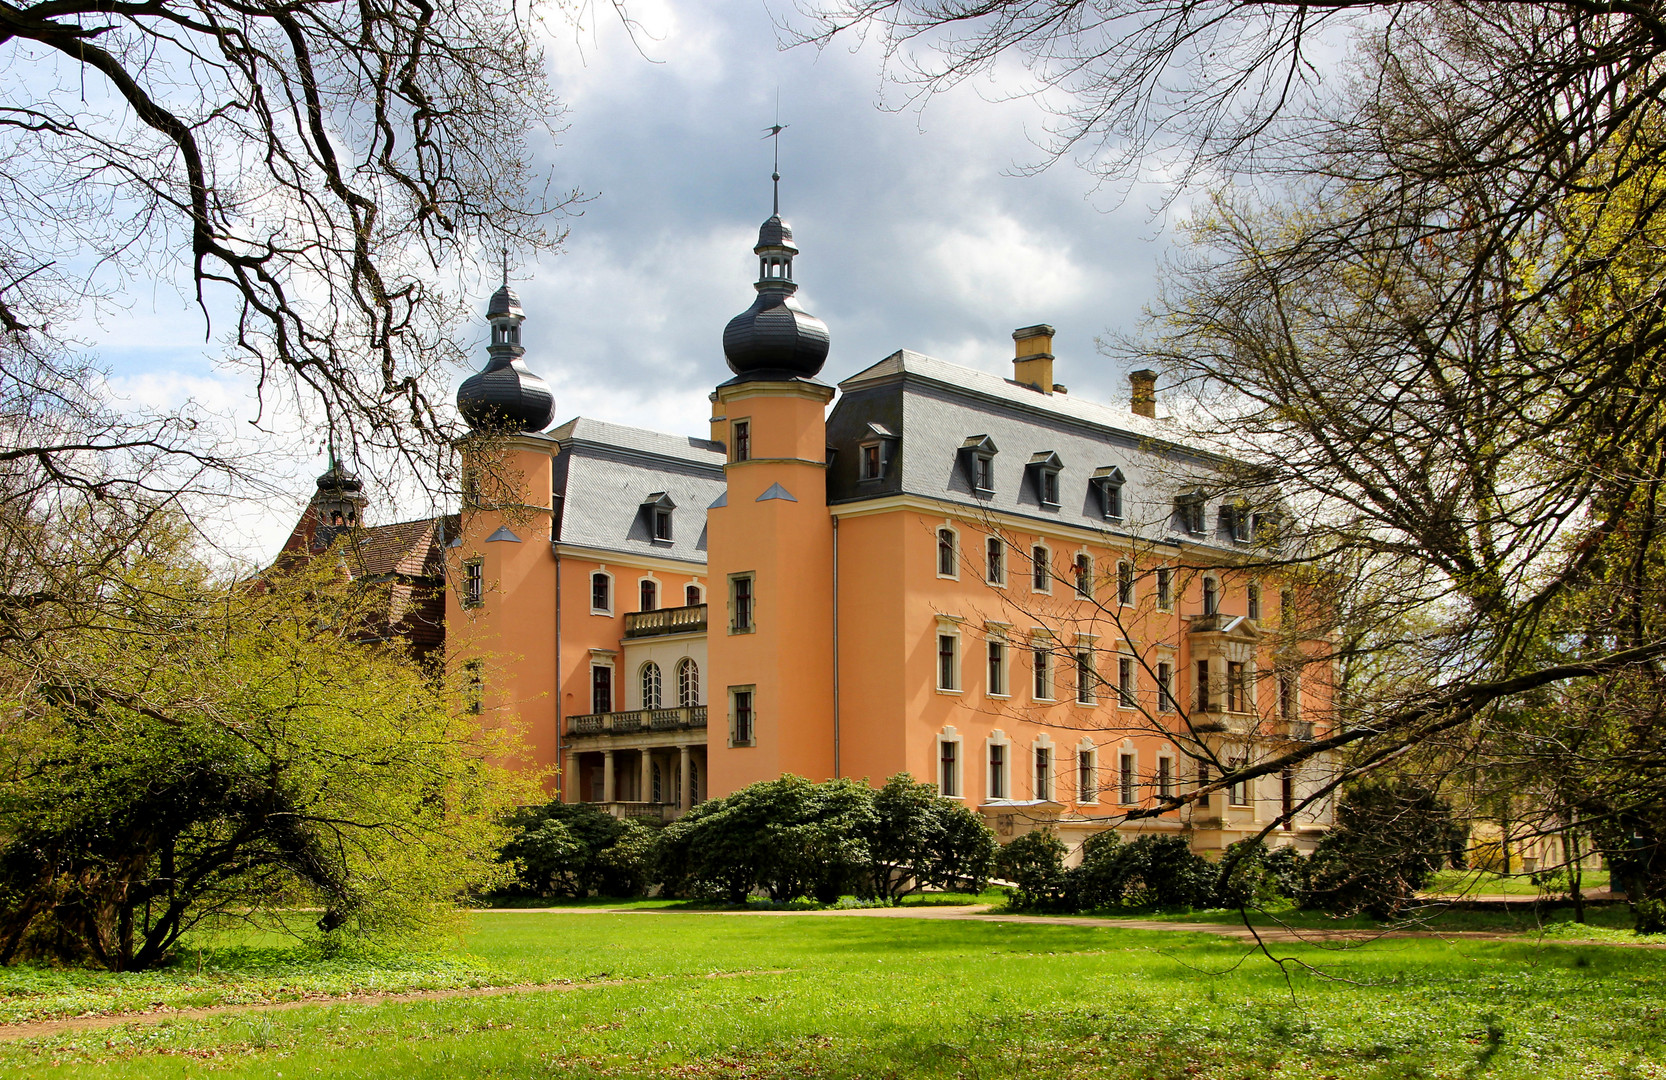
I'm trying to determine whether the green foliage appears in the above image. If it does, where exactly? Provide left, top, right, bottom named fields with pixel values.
left=1061, top=831, right=1133, bottom=911
left=1635, top=898, right=1666, bottom=935
left=994, top=830, right=1068, bottom=910
left=1300, top=781, right=1464, bottom=920
left=0, top=537, right=531, bottom=971
left=499, top=802, right=629, bottom=897
left=1119, top=835, right=1220, bottom=910
left=654, top=773, right=996, bottom=903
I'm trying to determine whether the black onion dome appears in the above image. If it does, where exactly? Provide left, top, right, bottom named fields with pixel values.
left=756, top=214, right=796, bottom=251
left=487, top=284, right=523, bottom=319
left=316, top=461, right=363, bottom=493
left=723, top=294, right=830, bottom=378
left=457, top=358, right=555, bottom=432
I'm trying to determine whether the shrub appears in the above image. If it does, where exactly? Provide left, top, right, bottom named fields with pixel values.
left=996, top=830, right=1068, bottom=910
left=1636, top=899, right=1666, bottom=935
left=1215, top=839, right=1304, bottom=908
left=1122, top=835, right=1219, bottom=909
left=1062, top=831, right=1134, bottom=911
left=500, top=802, right=628, bottom=897
left=1300, top=781, right=1464, bottom=920
left=865, top=774, right=998, bottom=901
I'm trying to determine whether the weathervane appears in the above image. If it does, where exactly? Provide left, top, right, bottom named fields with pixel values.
left=500, top=245, right=509, bottom=289
left=763, top=93, right=787, bottom=216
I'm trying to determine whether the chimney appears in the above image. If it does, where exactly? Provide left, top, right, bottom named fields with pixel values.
left=1012, top=324, right=1056, bottom=395
left=1129, top=369, right=1158, bottom=418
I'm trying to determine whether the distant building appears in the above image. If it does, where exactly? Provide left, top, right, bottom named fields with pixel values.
left=396, top=184, right=1332, bottom=852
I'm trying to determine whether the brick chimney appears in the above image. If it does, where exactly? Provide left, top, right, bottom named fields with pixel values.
left=1129, top=369, right=1158, bottom=418
left=1012, top=324, right=1056, bottom=395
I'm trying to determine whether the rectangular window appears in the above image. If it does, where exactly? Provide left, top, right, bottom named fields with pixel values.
left=591, top=572, right=610, bottom=613
left=986, top=537, right=1004, bottom=584
left=1119, top=752, right=1137, bottom=804
left=591, top=664, right=613, bottom=714
left=937, top=634, right=958, bottom=691
left=1227, top=661, right=1246, bottom=712
left=939, top=740, right=959, bottom=797
left=1073, top=555, right=1092, bottom=598
left=1076, top=649, right=1097, bottom=704
left=937, top=529, right=958, bottom=577
left=1040, top=469, right=1060, bottom=506
left=989, top=744, right=1007, bottom=800
left=653, top=508, right=674, bottom=541
left=1156, top=567, right=1172, bottom=610
left=1229, top=765, right=1250, bottom=808
left=1118, top=656, right=1135, bottom=707
left=1196, top=659, right=1211, bottom=712
left=640, top=579, right=658, bottom=613
left=1281, top=766, right=1296, bottom=829
left=731, top=687, right=755, bottom=746
left=1031, top=546, right=1050, bottom=592
left=1117, top=561, right=1134, bottom=605
left=730, top=574, right=754, bottom=633
left=1279, top=670, right=1298, bottom=720
left=732, top=420, right=751, bottom=462
left=463, top=560, right=484, bottom=607
left=1102, top=482, right=1123, bottom=520
left=1157, top=757, right=1174, bottom=797
left=1157, top=662, right=1176, bottom=712
left=465, top=660, right=483, bottom=715
left=1078, top=750, right=1097, bottom=803
left=686, top=583, right=703, bottom=607
left=975, top=454, right=994, bottom=492
left=1033, top=645, right=1052, bottom=700
left=1198, top=761, right=1211, bottom=811
left=987, top=639, right=1007, bottom=696
left=1034, top=747, right=1052, bottom=801
left=1203, top=576, right=1218, bottom=615
left=860, top=443, right=882, bottom=480
left=1247, top=580, right=1261, bottom=620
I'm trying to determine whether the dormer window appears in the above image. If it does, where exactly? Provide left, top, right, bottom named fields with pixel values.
left=860, top=443, right=882, bottom=480
left=1175, top=491, right=1207, bottom=536
left=1091, top=466, right=1126, bottom=521
left=858, top=421, right=897, bottom=481
left=642, top=492, right=676, bottom=543
left=960, top=435, right=999, bottom=496
left=1223, top=501, right=1253, bottom=544
left=1027, top=452, right=1063, bottom=508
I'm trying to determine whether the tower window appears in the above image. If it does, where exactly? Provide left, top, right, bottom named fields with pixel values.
left=730, top=574, right=754, bottom=633
left=730, top=687, right=755, bottom=746
left=591, top=571, right=612, bottom=614
left=463, top=560, right=484, bottom=608
left=732, top=420, right=751, bottom=462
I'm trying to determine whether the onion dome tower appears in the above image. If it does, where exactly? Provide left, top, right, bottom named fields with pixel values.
left=457, top=261, right=556, bottom=433
left=722, top=152, right=830, bottom=381
left=310, top=450, right=368, bottom=550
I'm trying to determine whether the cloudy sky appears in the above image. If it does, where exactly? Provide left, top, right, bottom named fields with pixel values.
left=84, top=0, right=1190, bottom=561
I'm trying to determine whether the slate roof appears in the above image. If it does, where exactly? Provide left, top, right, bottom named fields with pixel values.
left=828, top=350, right=1249, bottom=551
left=549, top=417, right=726, bottom=564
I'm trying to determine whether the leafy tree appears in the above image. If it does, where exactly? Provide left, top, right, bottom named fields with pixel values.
left=0, top=530, right=531, bottom=970
left=864, top=773, right=997, bottom=901
left=1300, top=782, right=1464, bottom=920
left=995, top=830, right=1069, bottom=911
left=499, top=802, right=632, bottom=898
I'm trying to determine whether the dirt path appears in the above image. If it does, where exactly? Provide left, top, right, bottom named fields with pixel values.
left=0, top=968, right=790, bottom=1045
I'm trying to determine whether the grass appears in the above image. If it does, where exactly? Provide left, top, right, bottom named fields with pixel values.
left=1073, top=898, right=1640, bottom=936
left=3, top=910, right=1666, bottom=1078
left=1426, top=869, right=1614, bottom=897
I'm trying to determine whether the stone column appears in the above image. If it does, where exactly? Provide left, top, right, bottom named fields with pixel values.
left=639, top=750, right=653, bottom=805
left=565, top=750, right=581, bottom=803
left=602, top=749, right=616, bottom=803
left=679, top=745, right=692, bottom=812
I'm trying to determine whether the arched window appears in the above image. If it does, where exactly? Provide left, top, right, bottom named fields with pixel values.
left=640, top=662, right=662, bottom=709
left=1202, top=576, right=1219, bottom=615
left=640, top=579, right=658, bottom=612
left=677, top=658, right=700, bottom=707
left=689, top=759, right=701, bottom=804
left=685, top=583, right=702, bottom=607
left=590, top=572, right=611, bottom=613
left=937, top=527, right=958, bottom=577
left=1073, top=554, right=1093, bottom=598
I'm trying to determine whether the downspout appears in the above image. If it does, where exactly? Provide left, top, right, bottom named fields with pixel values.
left=553, top=486, right=564, bottom=803
left=832, top=513, right=841, bottom=779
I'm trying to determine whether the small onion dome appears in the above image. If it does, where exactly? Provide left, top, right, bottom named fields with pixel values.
left=722, top=210, right=830, bottom=380
left=315, top=460, right=363, bottom=493
left=457, top=356, right=555, bottom=433
left=486, top=284, right=523, bottom=319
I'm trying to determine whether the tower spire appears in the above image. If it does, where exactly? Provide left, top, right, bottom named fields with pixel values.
left=764, top=121, right=786, bottom=216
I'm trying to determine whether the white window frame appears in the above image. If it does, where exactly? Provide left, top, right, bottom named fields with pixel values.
left=676, top=657, right=700, bottom=707
left=1156, top=754, right=1176, bottom=798
left=729, top=572, right=756, bottom=634
left=985, top=625, right=1011, bottom=698
left=1118, top=750, right=1138, bottom=806
left=985, top=535, right=1006, bottom=586
left=1073, top=552, right=1094, bottom=599
left=1202, top=574, right=1220, bottom=616
left=684, top=582, right=704, bottom=607
left=640, top=661, right=663, bottom=710
left=589, top=569, right=614, bottom=616
left=1117, top=653, right=1137, bottom=709
left=936, top=525, right=960, bottom=580
left=1155, top=566, right=1173, bottom=611
left=1030, top=542, right=1052, bottom=594
left=1033, top=734, right=1055, bottom=801
left=638, top=575, right=660, bottom=613
left=1074, top=641, right=1098, bottom=705
left=937, top=726, right=964, bottom=799
left=986, top=729, right=1011, bottom=801
left=1116, top=559, right=1135, bottom=606
left=1076, top=740, right=1099, bottom=805
left=935, top=619, right=963, bottom=694
left=1031, top=635, right=1054, bottom=702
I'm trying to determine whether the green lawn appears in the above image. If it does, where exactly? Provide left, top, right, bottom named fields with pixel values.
left=1426, top=869, right=1614, bottom=897
left=3, top=911, right=1666, bottom=1078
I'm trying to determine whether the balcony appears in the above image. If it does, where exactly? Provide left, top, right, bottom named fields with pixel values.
left=624, top=603, right=707, bottom=639
left=567, top=705, right=708, bottom=737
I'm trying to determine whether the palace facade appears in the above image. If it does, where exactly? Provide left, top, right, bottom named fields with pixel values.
left=327, top=188, right=1336, bottom=853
